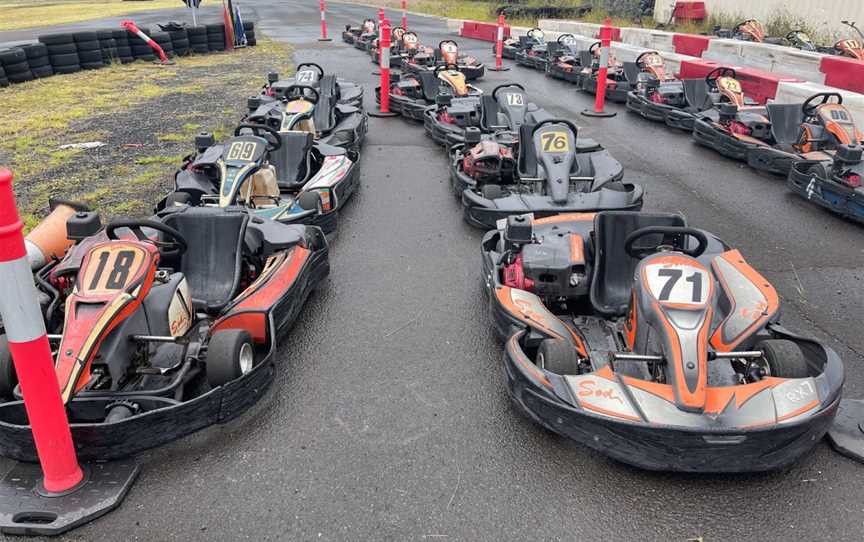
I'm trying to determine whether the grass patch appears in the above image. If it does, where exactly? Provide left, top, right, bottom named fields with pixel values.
left=0, top=0, right=180, bottom=31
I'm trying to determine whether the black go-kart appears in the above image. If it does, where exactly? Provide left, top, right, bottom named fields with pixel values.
left=342, top=18, right=375, bottom=45
left=424, top=83, right=550, bottom=147
left=261, top=63, right=364, bottom=111
left=162, top=122, right=359, bottom=235
left=625, top=51, right=692, bottom=124
left=514, top=32, right=560, bottom=71
left=376, top=65, right=481, bottom=121
left=249, top=82, right=368, bottom=153
left=0, top=205, right=329, bottom=461
left=494, top=27, right=544, bottom=60
left=450, top=119, right=642, bottom=229
left=788, top=144, right=864, bottom=224
left=577, top=42, right=633, bottom=104
left=714, top=19, right=784, bottom=45
left=370, top=25, right=407, bottom=65
left=481, top=211, right=844, bottom=472
left=351, top=19, right=378, bottom=51
left=401, top=39, right=485, bottom=81
left=747, top=92, right=864, bottom=175
left=546, top=40, right=594, bottom=84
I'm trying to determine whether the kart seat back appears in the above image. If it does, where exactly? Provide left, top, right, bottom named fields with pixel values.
left=682, top=79, right=711, bottom=112
left=418, top=70, right=440, bottom=102
left=313, top=75, right=338, bottom=133
left=271, top=132, right=314, bottom=190
left=240, top=165, right=280, bottom=208
left=622, top=61, right=640, bottom=84
left=579, top=50, right=593, bottom=68
left=480, top=95, right=502, bottom=130
left=162, top=207, right=249, bottom=314
left=766, top=103, right=804, bottom=146
left=589, top=211, right=687, bottom=317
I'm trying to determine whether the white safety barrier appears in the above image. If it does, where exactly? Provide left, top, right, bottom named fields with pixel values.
left=702, top=39, right=826, bottom=83
left=772, top=80, right=864, bottom=122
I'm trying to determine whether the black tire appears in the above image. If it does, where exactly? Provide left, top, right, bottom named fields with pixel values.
left=206, top=329, right=254, bottom=387
left=75, top=39, right=101, bottom=52
left=169, top=29, right=188, bottom=40
left=298, top=191, right=323, bottom=211
left=31, top=65, right=54, bottom=78
left=20, top=43, right=48, bottom=59
left=206, top=23, right=225, bottom=34
left=73, top=31, right=98, bottom=43
left=187, top=26, right=207, bottom=37
left=81, top=62, right=106, bottom=70
left=117, top=45, right=133, bottom=57
left=756, top=339, right=810, bottom=378
left=53, top=64, right=81, bottom=74
left=38, top=33, right=76, bottom=46
left=112, top=29, right=129, bottom=41
left=3, top=61, right=30, bottom=75
left=537, top=339, right=580, bottom=375
left=247, top=37, right=257, bottom=46
left=46, top=42, right=78, bottom=55
left=481, top=184, right=504, bottom=200
left=96, top=29, right=114, bottom=40
left=7, top=70, right=33, bottom=83
left=192, top=44, right=210, bottom=54
left=78, top=50, right=104, bottom=63
left=0, top=77, right=8, bottom=88
left=26, top=55, right=50, bottom=68
left=50, top=52, right=80, bottom=66
left=0, top=336, right=18, bottom=400
left=242, top=21, right=255, bottom=31
left=0, top=48, right=26, bottom=66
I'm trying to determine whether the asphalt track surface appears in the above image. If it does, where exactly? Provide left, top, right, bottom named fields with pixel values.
left=3, top=2, right=864, bottom=540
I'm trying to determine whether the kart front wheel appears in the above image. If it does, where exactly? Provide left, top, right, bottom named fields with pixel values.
left=537, top=339, right=580, bottom=376
left=0, top=335, right=17, bottom=399
left=206, top=329, right=254, bottom=387
left=756, top=339, right=810, bottom=378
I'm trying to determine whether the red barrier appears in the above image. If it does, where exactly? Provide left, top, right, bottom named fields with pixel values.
left=820, top=56, right=864, bottom=94
left=678, top=59, right=802, bottom=104
left=459, top=21, right=510, bottom=42
left=0, top=169, right=83, bottom=494
left=582, top=18, right=616, bottom=118
left=673, top=33, right=712, bottom=57
left=673, top=1, right=706, bottom=22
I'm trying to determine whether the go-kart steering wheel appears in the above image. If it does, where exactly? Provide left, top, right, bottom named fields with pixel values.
left=492, top=83, right=525, bottom=101
left=635, top=50, right=660, bottom=67
left=296, top=62, right=324, bottom=79
left=589, top=41, right=601, bottom=55
left=234, top=123, right=283, bottom=151
left=282, top=84, right=320, bottom=105
left=527, top=28, right=543, bottom=40
left=802, top=92, right=843, bottom=116
left=434, top=64, right=458, bottom=74
left=106, top=220, right=188, bottom=256
left=705, top=67, right=737, bottom=90
left=557, top=33, right=576, bottom=45
left=624, top=226, right=708, bottom=259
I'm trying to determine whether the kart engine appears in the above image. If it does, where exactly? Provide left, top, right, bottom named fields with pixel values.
left=463, top=140, right=515, bottom=183
left=832, top=144, right=863, bottom=187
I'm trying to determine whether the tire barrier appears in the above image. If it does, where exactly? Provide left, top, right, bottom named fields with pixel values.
left=0, top=21, right=257, bottom=89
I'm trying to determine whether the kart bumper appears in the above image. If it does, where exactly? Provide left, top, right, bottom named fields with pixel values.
left=462, top=185, right=643, bottom=230
left=424, top=109, right=470, bottom=146
left=788, top=161, right=864, bottom=224
left=747, top=147, right=798, bottom=176
left=546, top=65, right=582, bottom=84
left=503, top=331, right=843, bottom=472
left=692, top=118, right=759, bottom=161
left=582, top=78, right=630, bottom=103
left=626, top=92, right=676, bottom=123
left=665, top=109, right=697, bottom=131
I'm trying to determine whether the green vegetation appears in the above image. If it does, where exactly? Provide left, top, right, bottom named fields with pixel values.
left=0, top=0, right=181, bottom=31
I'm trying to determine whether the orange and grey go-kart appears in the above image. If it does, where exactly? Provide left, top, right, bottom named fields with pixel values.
left=481, top=211, right=844, bottom=472
left=788, top=143, right=864, bottom=224
left=493, top=27, right=544, bottom=60
left=0, top=204, right=329, bottom=461
left=346, top=18, right=377, bottom=50
left=401, top=39, right=485, bottom=81
left=376, top=64, right=481, bottom=121
left=747, top=92, right=864, bottom=175
left=261, top=63, right=364, bottom=111
left=625, top=51, right=694, bottom=124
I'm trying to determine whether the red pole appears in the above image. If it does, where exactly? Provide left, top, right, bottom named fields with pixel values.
left=495, top=14, right=504, bottom=70
left=0, top=169, right=83, bottom=494
left=378, top=8, right=385, bottom=64
left=401, top=0, right=407, bottom=31
left=582, top=17, right=616, bottom=117
left=318, top=0, right=332, bottom=41
left=380, top=19, right=392, bottom=113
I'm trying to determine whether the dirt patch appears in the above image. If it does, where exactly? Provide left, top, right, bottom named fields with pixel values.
left=0, top=40, right=293, bottom=229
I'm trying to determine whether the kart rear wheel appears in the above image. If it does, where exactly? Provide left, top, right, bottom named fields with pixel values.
left=0, top=335, right=18, bottom=400
left=206, top=329, right=254, bottom=387
left=298, top=191, right=322, bottom=211
left=537, top=339, right=580, bottom=376
left=756, top=339, right=810, bottom=378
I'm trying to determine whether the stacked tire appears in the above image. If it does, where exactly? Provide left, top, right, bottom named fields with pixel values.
left=21, top=44, right=53, bottom=79
left=188, top=26, right=209, bottom=54
left=74, top=31, right=105, bottom=70
left=97, top=29, right=119, bottom=65
left=243, top=21, right=256, bottom=46
left=0, top=64, right=6, bottom=88
left=130, top=26, right=156, bottom=61
left=113, top=29, right=135, bottom=63
left=151, top=32, right=174, bottom=58
left=168, top=28, right=190, bottom=56
left=0, top=48, right=33, bottom=84
left=39, top=33, right=80, bottom=75
left=207, top=23, right=226, bottom=52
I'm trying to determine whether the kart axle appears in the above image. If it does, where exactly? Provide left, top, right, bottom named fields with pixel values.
left=612, top=350, right=763, bottom=362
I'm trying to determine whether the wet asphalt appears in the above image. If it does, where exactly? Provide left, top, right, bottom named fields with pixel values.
left=2, top=1, right=864, bottom=540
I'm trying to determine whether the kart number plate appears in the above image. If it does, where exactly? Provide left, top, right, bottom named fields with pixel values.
left=296, top=70, right=317, bottom=83
left=80, top=244, right=149, bottom=295
left=540, top=131, right=571, bottom=153
left=226, top=141, right=259, bottom=162
left=718, top=78, right=741, bottom=94
left=645, top=263, right=708, bottom=305
left=505, top=93, right=525, bottom=106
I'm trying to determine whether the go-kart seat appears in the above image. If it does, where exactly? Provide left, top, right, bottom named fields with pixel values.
left=766, top=103, right=804, bottom=151
left=162, top=207, right=249, bottom=314
left=313, top=75, right=338, bottom=133
left=270, top=132, right=314, bottom=190
left=622, top=62, right=640, bottom=84
left=578, top=50, right=593, bottom=69
left=589, top=211, right=687, bottom=317
left=682, top=79, right=712, bottom=112
left=418, top=71, right=440, bottom=102
left=480, top=95, right=502, bottom=130
left=517, top=123, right=584, bottom=179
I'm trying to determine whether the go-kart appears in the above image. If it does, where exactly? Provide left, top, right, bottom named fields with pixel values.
left=785, top=29, right=863, bottom=59
left=370, top=25, right=411, bottom=65
left=424, top=83, right=550, bottom=147
left=747, top=92, right=864, bottom=175
left=342, top=18, right=375, bottom=45
left=578, top=42, right=632, bottom=103
left=377, top=65, right=481, bottom=121
left=715, top=19, right=784, bottom=45
left=450, top=119, right=642, bottom=229
left=0, top=205, right=329, bottom=461
left=514, top=32, right=564, bottom=71
left=261, top=63, right=364, bottom=111
left=351, top=18, right=378, bottom=51
left=546, top=39, right=593, bottom=84
left=163, top=122, right=359, bottom=235
left=691, top=71, right=772, bottom=162
left=625, top=51, right=691, bottom=123
left=494, top=27, right=544, bottom=60
left=788, top=144, right=864, bottom=224
left=481, top=211, right=843, bottom=472
left=401, top=39, right=485, bottom=81
left=249, top=82, right=368, bottom=153
left=833, top=20, right=864, bottom=59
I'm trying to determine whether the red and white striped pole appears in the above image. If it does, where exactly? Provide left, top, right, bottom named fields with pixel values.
left=0, top=169, right=83, bottom=494
left=489, top=13, right=509, bottom=72
left=122, top=20, right=170, bottom=64
left=318, top=0, right=332, bottom=41
left=369, top=18, right=398, bottom=118
left=401, top=0, right=407, bottom=31
left=582, top=17, right=616, bottom=118
left=377, top=8, right=385, bottom=65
